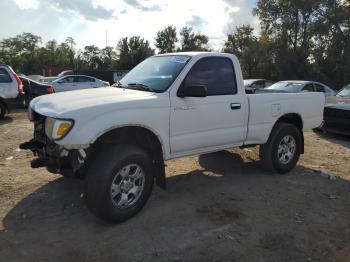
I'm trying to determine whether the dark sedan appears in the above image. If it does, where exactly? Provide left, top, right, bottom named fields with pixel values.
left=322, top=85, right=350, bottom=135
left=19, top=76, right=54, bottom=106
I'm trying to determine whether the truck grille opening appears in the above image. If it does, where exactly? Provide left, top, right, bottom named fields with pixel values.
left=33, top=113, right=47, bottom=143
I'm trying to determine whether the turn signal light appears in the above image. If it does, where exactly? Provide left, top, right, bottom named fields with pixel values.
left=57, top=123, right=71, bottom=137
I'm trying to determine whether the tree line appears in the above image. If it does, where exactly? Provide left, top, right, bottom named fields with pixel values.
left=0, top=0, right=349, bottom=89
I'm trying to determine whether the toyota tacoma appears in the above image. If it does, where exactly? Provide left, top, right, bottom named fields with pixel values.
left=21, top=52, right=325, bottom=223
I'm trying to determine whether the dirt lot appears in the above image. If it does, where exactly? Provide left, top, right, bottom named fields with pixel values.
left=0, top=111, right=349, bottom=262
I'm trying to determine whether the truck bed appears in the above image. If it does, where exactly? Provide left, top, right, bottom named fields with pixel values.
left=244, top=92, right=325, bottom=145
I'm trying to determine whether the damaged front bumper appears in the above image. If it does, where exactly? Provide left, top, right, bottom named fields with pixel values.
left=20, top=112, right=87, bottom=175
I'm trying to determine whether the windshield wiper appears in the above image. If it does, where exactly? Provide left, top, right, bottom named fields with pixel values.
left=113, top=81, right=128, bottom=88
left=127, top=83, right=156, bottom=92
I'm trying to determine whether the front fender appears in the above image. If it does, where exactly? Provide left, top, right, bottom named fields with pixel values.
left=56, top=107, right=171, bottom=159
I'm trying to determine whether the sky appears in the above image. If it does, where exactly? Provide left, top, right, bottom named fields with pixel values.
left=0, top=0, right=259, bottom=51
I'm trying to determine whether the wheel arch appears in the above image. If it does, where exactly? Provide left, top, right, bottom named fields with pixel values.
left=92, top=125, right=167, bottom=189
left=273, top=113, right=304, bottom=154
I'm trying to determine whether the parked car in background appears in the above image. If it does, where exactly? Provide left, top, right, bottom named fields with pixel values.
left=19, top=76, right=54, bottom=106
left=244, top=79, right=274, bottom=89
left=266, top=81, right=336, bottom=96
left=51, top=75, right=110, bottom=92
left=40, top=70, right=74, bottom=83
left=0, top=64, right=24, bottom=119
left=322, top=84, right=350, bottom=135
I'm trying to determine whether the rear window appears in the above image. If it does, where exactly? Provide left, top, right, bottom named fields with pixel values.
left=0, top=68, right=12, bottom=83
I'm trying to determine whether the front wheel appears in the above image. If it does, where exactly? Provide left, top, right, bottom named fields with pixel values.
left=260, top=123, right=302, bottom=174
left=84, top=144, right=154, bottom=223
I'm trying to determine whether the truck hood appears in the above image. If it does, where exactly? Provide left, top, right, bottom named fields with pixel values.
left=30, top=87, right=160, bottom=118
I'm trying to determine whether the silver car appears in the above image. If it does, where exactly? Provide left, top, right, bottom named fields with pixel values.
left=266, top=81, right=336, bottom=97
left=52, top=75, right=110, bottom=92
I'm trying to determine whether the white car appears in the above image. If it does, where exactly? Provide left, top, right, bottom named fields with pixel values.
left=266, top=81, right=336, bottom=96
left=39, top=70, right=74, bottom=83
left=22, top=52, right=324, bottom=223
left=51, top=75, right=109, bottom=92
left=0, top=64, right=24, bottom=119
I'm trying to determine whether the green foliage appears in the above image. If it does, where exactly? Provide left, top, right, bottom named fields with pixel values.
left=0, top=2, right=348, bottom=89
left=224, top=25, right=260, bottom=78
left=179, top=27, right=210, bottom=51
left=252, top=0, right=350, bottom=88
left=117, top=36, right=154, bottom=70
left=81, top=45, right=102, bottom=70
left=155, top=25, right=178, bottom=54
left=0, top=33, right=42, bottom=73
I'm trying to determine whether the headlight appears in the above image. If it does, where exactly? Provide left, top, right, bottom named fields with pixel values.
left=45, top=117, right=74, bottom=140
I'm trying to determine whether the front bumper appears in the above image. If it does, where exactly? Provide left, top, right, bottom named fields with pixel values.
left=20, top=112, right=86, bottom=174
left=322, top=107, right=350, bottom=136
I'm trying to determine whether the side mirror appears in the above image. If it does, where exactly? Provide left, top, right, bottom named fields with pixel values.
left=178, top=85, right=207, bottom=98
left=57, top=81, right=63, bottom=84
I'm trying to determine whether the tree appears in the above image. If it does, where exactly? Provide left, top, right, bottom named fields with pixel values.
left=254, top=0, right=318, bottom=80
left=310, top=0, right=350, bottom=87
left=101, top=46, right=118, bottom=69
left=155, top=25, right=178, bottom=53
left=65, top=37, right=76, bottom=67
left=117, top=36, right=154, bottom=69
left=179, top=27, right=210, bottom=51
left=253, top=0, right=350, bottom=87
left=0, top=32, right=42, bottom=73
left=81, top=45, right=102, bottom=70
left=224, top=25, right=261, bottom=78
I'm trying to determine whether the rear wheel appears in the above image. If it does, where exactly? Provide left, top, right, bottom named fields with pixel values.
left=24, top=93, right=33, bottom=108
left=0, top=101, right=6, bottom=120
left=260, top=123, right=302, bottom=174
left=84, top=144, right=154, bottom=223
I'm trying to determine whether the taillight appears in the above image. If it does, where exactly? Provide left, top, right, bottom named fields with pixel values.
left=47, top=86, right=55, bottom=93
left=8, top=66, right=23, bottom=94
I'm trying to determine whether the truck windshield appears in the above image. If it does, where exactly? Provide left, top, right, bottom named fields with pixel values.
left=119, top=55, right=191, bottom=93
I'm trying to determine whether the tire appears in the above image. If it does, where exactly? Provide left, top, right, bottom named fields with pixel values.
left=84, top=144, right=154, bottom=223
left=0, top=101, right=6, bottom=120
left=24, top=94, right=32, bottom=108
left=259, top=123, right=302, bottom=174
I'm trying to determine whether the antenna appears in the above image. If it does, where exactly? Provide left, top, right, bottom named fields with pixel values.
left=105, top=31, right=108, bottom=47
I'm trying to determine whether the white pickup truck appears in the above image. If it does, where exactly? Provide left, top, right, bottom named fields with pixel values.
left=21, top=52, right=325, bottom=223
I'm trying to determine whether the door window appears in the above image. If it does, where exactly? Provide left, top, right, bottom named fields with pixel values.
left=182, top=57, right=237, bottom=96
left=0, top=68, right=12, bottom=83
left=60, top=76, right=75, bottom=83
left=302, top=84, right=314, bottom=92
left=78, top=76, right=94, bottom=82
left=314, top=84, right=325, bottom=92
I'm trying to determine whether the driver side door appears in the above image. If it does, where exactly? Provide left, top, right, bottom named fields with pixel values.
left=169, top=57, right=247, bottom=156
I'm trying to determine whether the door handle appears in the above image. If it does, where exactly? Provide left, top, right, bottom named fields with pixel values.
left=174, top=106, right=195, bottom=111
left=230, top=103, right=241, bottom=110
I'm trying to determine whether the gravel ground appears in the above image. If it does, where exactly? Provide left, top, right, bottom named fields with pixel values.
left=0, top=111, right=349, bottom=262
